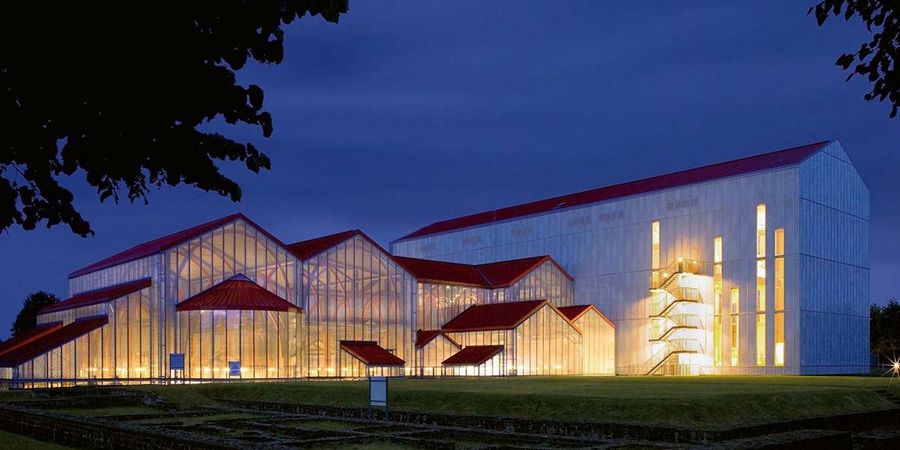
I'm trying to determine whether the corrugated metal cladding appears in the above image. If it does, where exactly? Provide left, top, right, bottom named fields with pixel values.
left=392, top=141, right=870, bottom=375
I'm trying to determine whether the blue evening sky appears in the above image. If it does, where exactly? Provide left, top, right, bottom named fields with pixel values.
left=1, top=1, right=897, bottom=338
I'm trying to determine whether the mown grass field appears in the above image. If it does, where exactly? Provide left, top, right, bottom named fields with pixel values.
left=127, top=376, right=900, bottom=429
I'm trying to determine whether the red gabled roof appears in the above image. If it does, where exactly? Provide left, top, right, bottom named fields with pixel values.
left=287, top=230, right=361, bottom=260
left=40, top=278, right=151, bottom=315
left=394, top=256, right=491, bottom=287
left=394, top=255, right=572, bottom=288
left=339, top=341, right=405, bottom=366
left=557, top=304, right=616, bottom=328
left=397, top=141, right=829, bottom=241
left=69, top=213, right=288, bottom=279
left=415, top=329, right=461, bottom=349
left=0, top=322, right=64, bottom=357
left=0, top=316, right=108, bottom=367
left=442, top=345, right=504, bottom=366
left=442, top=300, right=548, bottom=332
left=176, top=274, right=300, bottom=312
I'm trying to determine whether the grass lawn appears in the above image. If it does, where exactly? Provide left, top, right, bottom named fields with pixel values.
left=126, top=376, right=900, bottom=430
left=0, top=429, right=75, bottom=450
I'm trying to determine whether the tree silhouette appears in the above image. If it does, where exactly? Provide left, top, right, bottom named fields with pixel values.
left=1, top=2, right=347, bottom=237
left=870, top=299, right=900, bottom=364
left=10, top=291, right=60, bottom=338
left=811, top=1, right=900, bottom=117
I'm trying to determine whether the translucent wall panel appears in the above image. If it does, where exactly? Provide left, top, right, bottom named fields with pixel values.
left=68, top=256, right=154, bottom=296
left=177, top=309, right=302, bottom=379
left=416, top=283, right=491, bottom=331
left=448, top=305, right=582, bottom=376
left=575, top=312, right=615, bottom=375
left=303, top=235, right=415, bottom=378
left=38, top=303, right=108, bottom=325
left=443, top=353, right=504, bottom=377
left=417, top=336, right=459, bottom=376
left=505, top=261, right=574, bottom=307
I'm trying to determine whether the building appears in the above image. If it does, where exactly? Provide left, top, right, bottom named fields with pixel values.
left=393, top=140, right=870, bottom=375
left=0, top=224, right=613, bottom=386
left=0, top=140, right=868, bottom=385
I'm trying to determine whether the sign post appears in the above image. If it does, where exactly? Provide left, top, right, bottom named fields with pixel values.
left=169, top=353, right=184, bottom=384
left=228, top=361, right=241, bottom=378
left=368, top=376, right=388, bottom=420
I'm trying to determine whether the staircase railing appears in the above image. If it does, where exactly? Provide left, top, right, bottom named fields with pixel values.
left=651, top=258, right=704, bottom=289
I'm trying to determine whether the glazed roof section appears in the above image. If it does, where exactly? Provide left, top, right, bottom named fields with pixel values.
left=69, top=213, right=288, bottom=279
left=40, top=278, right=152, bottom=315
left=396, top=141, right=829, bottom=241
left=175, top=274, right=301, bottom=312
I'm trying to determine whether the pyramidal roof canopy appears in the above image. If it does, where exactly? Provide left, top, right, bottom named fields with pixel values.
left=396, top=141, right=830, bottom=241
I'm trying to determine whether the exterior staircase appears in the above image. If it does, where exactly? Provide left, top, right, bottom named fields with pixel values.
left=646, top=259, right=704, bottom=375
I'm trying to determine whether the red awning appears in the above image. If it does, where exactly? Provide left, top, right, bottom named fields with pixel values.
left=176, top=274, right=301, bottom=312
left=441, top=300, right=548, bottom=332
left=415, top=330, right=460, bottom=349
left=339, top=341, right=405, bottom=366
left=442, top=345, right=504, bottom=366
left=40, top=278, right=151, bottom=315
left=0, top=316, right=108, bottom=367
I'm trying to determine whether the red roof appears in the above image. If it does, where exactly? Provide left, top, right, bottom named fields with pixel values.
left=0, top=322, right=64, bottom=357
left=394, top=256, right=490, bottom=287
left=442, top=345, right=504, bottom=366
left=415, top=329, right=461, bottom=349
left=70, top=213, right=289, bottom=279
left=394, top=255, right=572, bottom=288
left=557, top=304, right=616, bottom=328
left=176, top=274, right=300, bottom=312
left=0, top=316, right=108, bottom=367
left=40, top=278, right=151, bottom=314
left=339, top=341, right=405, bottom=366
left=441, top=300, right=548, bottom=332
left=286, top=229, right=398, bottom=263
left=397, top=141, right=829, bottom=240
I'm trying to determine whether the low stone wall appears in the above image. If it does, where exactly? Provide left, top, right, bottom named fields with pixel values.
left=222, top=398, right=900, bottom=445
left=0, top=403, right=237, bottom=450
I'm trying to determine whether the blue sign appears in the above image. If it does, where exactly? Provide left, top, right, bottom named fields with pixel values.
left=228, top=361, right=241, bottom=377
left=169, top=353, right=184, bottom=371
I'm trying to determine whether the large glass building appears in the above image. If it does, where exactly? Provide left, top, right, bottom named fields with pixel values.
left=0, top=140, right=868, bottom=385
left=393, top=140, right=870, bottom=376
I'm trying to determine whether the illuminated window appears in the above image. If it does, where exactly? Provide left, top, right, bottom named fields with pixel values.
left=730, top=287, right=739, bottom=366
left=713, top=236, right=723, bottom=367
left=774, top=228, right=785, bottom=366
left=651, top=221, right=660, bottom=287
left=756, top=204, right=766, bottom=258
left=755, top=204, right=766, bottom=366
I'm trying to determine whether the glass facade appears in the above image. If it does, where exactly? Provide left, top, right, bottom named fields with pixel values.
left=774, top=228, right=785, bottom=366
left=756, top=204, right=767, bottom=366
left=302, top=235, right=415, bottom=378
left=572, top=310, right=615, bottom=375
left=417, top=334, right=460, bottom=376
left=713, top=236, right=723, bottom=367
left=730, top=287, right=740, bottom=366
left=446, top=304, right=582, bottom=376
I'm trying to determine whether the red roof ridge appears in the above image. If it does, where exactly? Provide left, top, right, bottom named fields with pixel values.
left=69, top=213, right=289, bottom=279
left=441, top=299, right=549, bottom=332
left=40, top=278, right=152, bottom=315
left=0, top=322, right=64, bottom=358
left=394, top=254, right=571, bottom=288
left=0, top=316, right=108, bottom=367
left=415, top=329, right=461, bottom=349
left=395, top=141, right=831, bottom=241
left=442, top=345, right=504, bottom=366
left=557, top=304, right=616, bottom=328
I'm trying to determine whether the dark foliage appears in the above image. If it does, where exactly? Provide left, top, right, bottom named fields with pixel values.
left=811, top=1, right=900, bottom=117
left=870, top=299, right=900, bottom=363
left=1, top=1, right=347, bottom=237
left=10, top=291, right=60, bottom=337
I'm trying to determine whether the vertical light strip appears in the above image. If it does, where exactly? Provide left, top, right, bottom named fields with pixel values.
left=730, top=287, right=740, bottom=366
left=713, top=236, right=723, bottom=367
left=755, top=204, right=767, bottom=367
left=651, top=220, right=661, bottom=288
left=774, top=228, right=785, bottom=367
